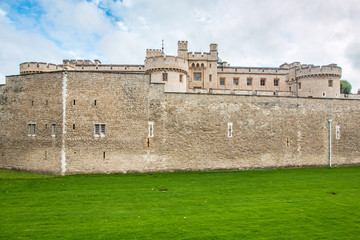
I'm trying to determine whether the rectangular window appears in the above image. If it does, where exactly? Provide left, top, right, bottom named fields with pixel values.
left=233, top=78, right=239, bottom=85
left=322, top=92, right=326, bottom=97
left=228, top=122, right=233, bottom=138
left=260, top=78, right=266, bottom=86
left=299, top=82, right=302, bottom=89
left=162, top=73, right=168, bottom=81
left=148, top=122, right=154, bottom=137
left=194, top=73, right=202, bottom=81
left=247, top=78, right=252, bottom=86
left=274, top=79, right=279, bottom=86
left=101, top=124, right=106, bottom=137
left=52, top=124, right=56, bottom=136
left=28, top=124, right=36, bottom=136
left=209, top=74, right=212, bottom=81
left=328, top=80, right=333, bottom=87
left=95, top=124, right=100, bottom=136
left=179, top=74, right=183, bottom=83
left=336, top=126, right=340, bottom=140
left=220, top=78, right=225, bottom=86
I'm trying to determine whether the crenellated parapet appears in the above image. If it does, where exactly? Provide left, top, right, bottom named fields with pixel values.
left=20, top=60, right=145, bottom=74
left=144, top=55, right=188, bottom=73
left=296, top=64, right=341, bottom=80
left=20, top=62, right=64, bottom=74
left=146, top=49, right=162, bottom=58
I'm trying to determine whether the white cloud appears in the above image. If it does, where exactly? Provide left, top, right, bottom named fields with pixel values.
left=0, top=8, right=6, bottom=17
left=0, top=0, right=360, bottom=91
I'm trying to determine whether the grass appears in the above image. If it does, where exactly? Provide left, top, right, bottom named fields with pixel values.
left=0, top=166, right=360, bottom=239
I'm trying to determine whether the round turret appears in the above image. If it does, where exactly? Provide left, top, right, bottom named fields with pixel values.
left=144, top=55, right=189, bottom=93
left=296, top=64, right=341, bottom=98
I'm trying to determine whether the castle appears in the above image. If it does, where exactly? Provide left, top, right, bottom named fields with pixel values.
left=20, top=41, right=342, bottom=98
left=0, top=41, right=359, bottom=175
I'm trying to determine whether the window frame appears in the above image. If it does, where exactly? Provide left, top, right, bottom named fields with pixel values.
left=274, top=78, right=279, bottom=86
left=219, top=78, right=225, bottom=86
left=233, top=78, right=239, bottom=86
left=247, top=78, right=252, bottom=86
left=162, top=73, right=168, bottom=81
left=260, top=78, right=266, bottom=86
left=328, top=79, right=333, bottom=87
left=52, top=124, right=56, bottom=137
left=193, top=72, right=202, bottom=81
left=94, top=124, right=106, bottom=137
left=28, top=123, right=36, bottom=136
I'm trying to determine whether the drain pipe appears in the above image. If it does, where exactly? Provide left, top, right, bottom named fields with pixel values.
left=328, top=117, right=332, bottom=168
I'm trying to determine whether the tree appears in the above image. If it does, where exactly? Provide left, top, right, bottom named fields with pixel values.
left=340, top=80, right=352, bottom=94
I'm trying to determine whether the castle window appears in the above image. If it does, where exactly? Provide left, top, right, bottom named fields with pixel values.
left=228, top=122, right=233, bottom=138
left=274, top=79, right=279, bottom=86
left=260, top=78, right=266, bottom=86
left=28, top=124, right=36, bottom=136
left=52, top=124, right=56, bottom=137
left=73, top=99, right=76, bottom=105
left=210, top=64, right=212, bottom=68
left=162, top=73, right=168, bottom=81
left=194, top=73, right=202, bottom=81
left=95, top=124, right=106, bottom=137
left=298, top=82, right=302, bottom=89
left=209, top=74, right=212, bottom=81
left=289, top=86, right=292, bottom=91
left=247, top=78, right=252, bottom=86
left=220, top=78, right=225, bottom=86
left=73, top=124, right=75, bottom=130
left=179, top=74, right=183, bottom=83
left=233, top=78, right=239, bottom=86
left=322, top=92, right=326, bottom=97
left=103, top=152, right=106, bottom=159
left=94, top=100, right=97, bottom=106
left=328, top=80, right=333, bottom=87
left=148, top=122, right=154, bottom=137
left=336, top=126, right=340, bottom=140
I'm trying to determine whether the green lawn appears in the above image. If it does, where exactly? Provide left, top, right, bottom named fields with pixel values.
left=1, top=166, right=359, bottom=239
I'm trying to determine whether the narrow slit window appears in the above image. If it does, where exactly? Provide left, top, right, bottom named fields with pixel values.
left=73, top=99, right=76, bottom=105
left=148, top=122, right=154, bottom=137
left=52, top=124, right=56, bottom=136
left=94, top=100, right=97, bottom=106
left=103, top=152, right=106, bottom=159
left=73, top=124, right=75, bottom=130
left=228, top=122, right=233, bottom=138
left=336, top=126, right=340, bottom=140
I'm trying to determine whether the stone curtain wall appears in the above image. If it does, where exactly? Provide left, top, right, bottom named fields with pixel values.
left=1, top=71, right=359, bottom=174
left=0, top=73, right=63, bottom=174
left=64, top=72, right=360, bottom=174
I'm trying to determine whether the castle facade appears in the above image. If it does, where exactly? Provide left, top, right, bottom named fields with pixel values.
left=0, top=41, right=359, bottom=175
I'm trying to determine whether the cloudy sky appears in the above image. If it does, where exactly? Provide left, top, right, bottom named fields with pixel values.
left=0, top=0, right=359, bottom=92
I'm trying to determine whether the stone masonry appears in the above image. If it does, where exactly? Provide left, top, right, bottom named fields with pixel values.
left=0, top=41, right=359, bottom=174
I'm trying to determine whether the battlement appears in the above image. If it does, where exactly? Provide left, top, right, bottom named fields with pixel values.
left=146, top=49, right=162, bottom=58
left=144, top=55, right=188, bottom=73
left=20, top=62, right=63, bottom=74
left=296, top=64, right=341, bottom=79
left=178, top=41, right=188, bottom=51
left=218, top=66, right=288, bottom=75
left=20, top=60, right=145, bottom=74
